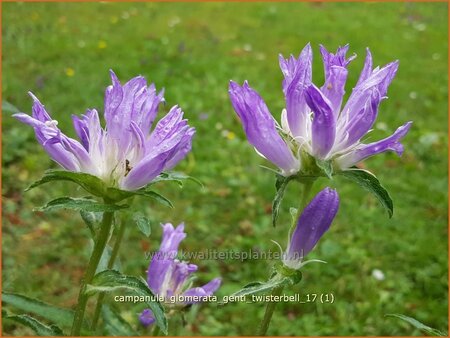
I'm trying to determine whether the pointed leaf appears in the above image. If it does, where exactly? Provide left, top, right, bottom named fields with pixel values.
left=386, top=314, right=447, bottom=336
left=151, top=171, right=203, bottom=188
left=2, top=292, right=75, bottom=328
left=3, top=313, right=64, bottom=336
left=338, top=168, right=393, bottom=218
left=85, top=270, right=167, bottom=334
left=272, top=174, right=294, bottom=227
left=133, top=213, right=151, bottom=237
left=35, top=197, right=128, bottom=213
left=26, top=170, right=107, bottom=197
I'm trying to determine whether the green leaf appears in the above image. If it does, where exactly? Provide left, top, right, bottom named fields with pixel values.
left=2, top=101, right=20, bottom=114
left=227, top=272, right=302, bottom=300
left=102, top=305, right=138, bottom=336
left=85, top=270, right=167, bottom=334
left=386, top=314, right=447, bottom=336
left=316, top=159, right=333, bottom=179
left=151, top=171, right=203, bottom=188
left=26, top=170, right=107, bottom=197
left=134, top=190, right=174, bottom=208
left=272, top=174, right=294, bottom=227
left=337, top=168, right=394, bottom=218
left=133, top=213, right=151, bottom=237
left=35, top=197, right=128, bottom=213
left=2, top=292, right=75, bottom=328
left=3, top=313, right=64, bottom=336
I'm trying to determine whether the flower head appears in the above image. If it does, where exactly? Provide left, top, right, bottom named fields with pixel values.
left=283, top=187, right=339, bottom=270
left=229, top=44, right=412, bottom=176
left=140, top=223, right=221, bottom=326
left=14, top=71, right=195, bottom=190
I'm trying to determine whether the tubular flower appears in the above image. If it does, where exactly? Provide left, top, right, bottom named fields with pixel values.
left=283, top=187, right=339, bottom=270
left=229, top=43, right=412, bottom=176
left=14, top=71, right=195, bottom=190
left=140, top=223, right=221, bottom=326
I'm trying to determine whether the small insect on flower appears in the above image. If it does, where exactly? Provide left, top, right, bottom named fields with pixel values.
left=14, top=71, right=195, bottom=190
left=140, top=223, right=221, bottom=326
left=229, top=43, right=412, bottom=177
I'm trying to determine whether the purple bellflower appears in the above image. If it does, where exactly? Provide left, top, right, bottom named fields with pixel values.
left=140, top=223, right=221, bottom=326
left=283, top=187, right=339, bottom=270
left=14, top=71, right=195, bottom=190
left=229, top=44, right=412, bottom=176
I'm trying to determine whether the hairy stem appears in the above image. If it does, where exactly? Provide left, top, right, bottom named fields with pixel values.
left=90, top=218, right=127, bottom=331
left=71, top=209, right=114, bottom=336
left=257, top=286, right=284, bottom=336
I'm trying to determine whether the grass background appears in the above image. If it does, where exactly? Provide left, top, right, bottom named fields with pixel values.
left=2, top=2, right=448, bottom=336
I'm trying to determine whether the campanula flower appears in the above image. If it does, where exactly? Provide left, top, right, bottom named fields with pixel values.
left=14, top=71, right=195, bottom=190
left=229, top=44, right=412, bottom=176
left=283, top=187, right=339, bottom=270
left=140, top=223, right=221, bottom=326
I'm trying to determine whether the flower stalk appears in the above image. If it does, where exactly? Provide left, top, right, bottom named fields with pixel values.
left=90, top=217, right=127, bottom=331
left=71, top=208, right=115, bottom=336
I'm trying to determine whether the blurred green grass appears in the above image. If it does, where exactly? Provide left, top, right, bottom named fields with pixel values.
left=2, top=2, right=448, bottom=336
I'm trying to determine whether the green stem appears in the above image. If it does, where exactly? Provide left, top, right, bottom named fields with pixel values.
left=290, top=179, right=315, bottom=236
left=91, top=218, right=127, bottom=331
left=71, top=209, right=114, bottom=336
left=152, top=324, right=160, bottom=336
left=258, top=286, right=284, bottom=336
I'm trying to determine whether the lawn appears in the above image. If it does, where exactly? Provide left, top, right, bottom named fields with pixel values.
left=2, top=2, right=448, bottom=336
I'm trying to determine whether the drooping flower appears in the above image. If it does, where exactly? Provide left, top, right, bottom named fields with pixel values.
left=140, top=223, right=221, bottom=326
left=283, top=187, right=339, bottom=270
left=229, top=43, right=412, bottom=177
left=14, top=71, right=195, bottom=190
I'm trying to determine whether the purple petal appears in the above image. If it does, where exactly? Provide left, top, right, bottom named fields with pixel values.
left=343, top=60, right=399, bottom=123
left=146, top=106, right=187, bottom=150
left=163, top=127, right=195, bottom=171
left=304, top=85, right=336, bottom=159
left=287, top=187, right=339, bottom=261
left=279, top=43, right=313, bottom=138
left=139, top=309, right=155, bottom=327
left=336, top=90, right=381, bottom=149
left=229, top=81, right=299, bottom=175
left=120, top=151, right=169, bottom=190
left=355, top=48, right=373, bottom=88
left=319, top=45, right=354, bottom=117
left=147, top=223, right=186, bottom=294
left=336, top=121, right=412, bottom=168
left=13, top=96, right=93, bottom=172
left=181, top=278, right=222, bottom=304
left=166, top=261, right=198, bottom=297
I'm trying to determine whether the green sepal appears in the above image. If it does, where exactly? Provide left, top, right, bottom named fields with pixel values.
left=337, top=168, right=394, bottom=218
left=315, top=158, right=333, bottom=179
left=85, top=270, right=167, bottom=335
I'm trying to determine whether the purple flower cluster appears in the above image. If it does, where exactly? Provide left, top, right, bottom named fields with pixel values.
left=14, top=71, right=195, bottom=190
left=229, top=43, right=412, bottom=176
left=140, top=223, right=221, bottom=326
